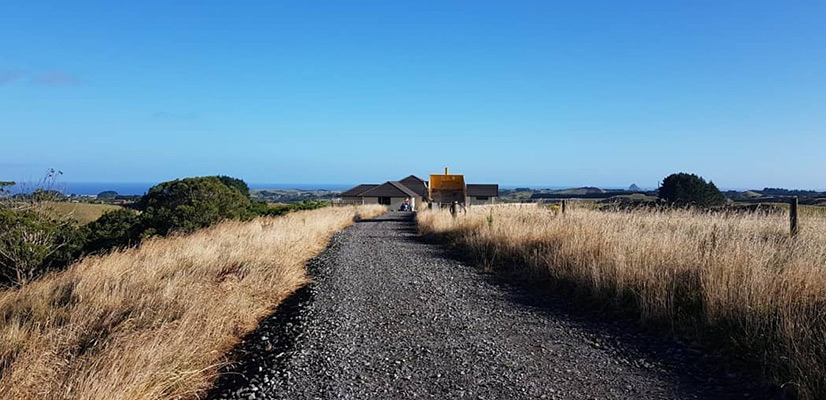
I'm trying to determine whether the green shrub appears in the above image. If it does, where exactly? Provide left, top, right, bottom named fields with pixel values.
left=0, top=209, right=86, bottom=286
left=658, top=173, right=726, bottom=207
left=216, top=175, right=250, bottom=198
left=135, top=177, right=253, bottom=236
left=0, top=175, right=304, bottom=287
left=84, top=209, right=142, bottom=253
left=262, top=200, right=329, bottom=217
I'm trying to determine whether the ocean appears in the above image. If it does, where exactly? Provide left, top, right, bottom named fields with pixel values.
left=4, top=182, right=357, bottom=196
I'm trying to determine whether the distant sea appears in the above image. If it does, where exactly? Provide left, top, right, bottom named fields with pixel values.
left=4, top=182, right=673, bottom=196
left=5, top=182, right=356, bottom=196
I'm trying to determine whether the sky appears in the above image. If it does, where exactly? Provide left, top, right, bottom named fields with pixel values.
left=1, top=1, right=824, bottom=190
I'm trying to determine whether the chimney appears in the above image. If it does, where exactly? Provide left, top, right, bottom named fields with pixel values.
left=444, top=167, right=449, bottom=175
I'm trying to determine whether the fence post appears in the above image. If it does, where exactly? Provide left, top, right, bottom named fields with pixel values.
left=790, top=197, right=799, bottom=237
left=561, top=200, right=567, bottom=214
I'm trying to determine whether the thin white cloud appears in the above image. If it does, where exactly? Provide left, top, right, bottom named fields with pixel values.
left=0, top=69, right=25, bottom=85
left=29, top=70, right=81, bottom=86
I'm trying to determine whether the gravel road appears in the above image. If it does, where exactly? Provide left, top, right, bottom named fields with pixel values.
left=209, top=212, right=777, bottom=400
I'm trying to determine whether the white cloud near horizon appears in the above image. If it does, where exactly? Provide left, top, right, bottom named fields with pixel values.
left=29, top=70, right=81, bottom=86
left=0, top=68, right=81, bottom=86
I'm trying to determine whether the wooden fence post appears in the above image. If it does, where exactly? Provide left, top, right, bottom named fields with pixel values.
left=790, top=197, right=799, bottom=237
left=561, top=200, right=567, bottom=214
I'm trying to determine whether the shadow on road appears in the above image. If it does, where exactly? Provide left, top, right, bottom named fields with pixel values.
left=408, top=215, right=788, bottom=400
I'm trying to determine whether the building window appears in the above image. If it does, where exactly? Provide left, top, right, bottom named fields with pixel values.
left=379, top=197, right=391, bottom=205
left=476, top=196, right=489, bottom=201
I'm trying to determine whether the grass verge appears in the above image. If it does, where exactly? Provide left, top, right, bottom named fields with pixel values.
left=418, top=204, right=826, bottom=398
left=0, top=205, right=385, bottom=399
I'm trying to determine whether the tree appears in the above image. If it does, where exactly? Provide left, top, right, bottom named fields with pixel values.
left=97, top=190, right=119, bottom=199
left=135, top=176, right=253, bottom=236
left=0, top=209, right=86, bottom=286
left=84, top=209, right=142, bottom=253
left=658, top=173, right=726, bottom=207
left=216, top=176, right=250, bottom=198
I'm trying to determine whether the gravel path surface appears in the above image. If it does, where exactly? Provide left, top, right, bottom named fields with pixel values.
left=209, top=212, right=776, bottom=400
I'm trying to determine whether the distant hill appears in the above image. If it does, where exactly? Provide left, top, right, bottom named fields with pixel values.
left=760, top=188, right=825, bottom=197
left=628, top=184, right=642, bottom=192
left=552, top=187, right=606, bottom=195
left=529, top=187, right=624, bottom=200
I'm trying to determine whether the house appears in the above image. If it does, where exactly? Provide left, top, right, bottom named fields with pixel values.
left=341, top=172, right=498, bottom=210
left=340, top=184, right=379, bottom=204
left=359, top=181, right=422, bottom=210
left=340, top=175, right=429, bottom=210
left=467, top=184, right=499, bottom=205
left=398, top=175, right=429, bottom=199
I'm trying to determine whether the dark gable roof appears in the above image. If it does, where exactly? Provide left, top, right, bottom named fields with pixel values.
left=359, top=181, right=419, bottom=198
left=399, top=175, right=428, bottom=197
left=341, top=184, right=378, bottom=197
left=467, top=184, right=499, bottom=197
left=400, top=175, right=427, bottom=186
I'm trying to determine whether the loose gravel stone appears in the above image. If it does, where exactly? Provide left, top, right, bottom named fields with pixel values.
left=208, top=212, right=778, bottom=399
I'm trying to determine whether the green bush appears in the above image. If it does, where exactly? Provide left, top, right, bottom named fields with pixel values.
left=97, top=190, right=118, bottom=199
left=0, top=175, right=317, bottom=287
left=135, top=176, right=253, bottom=236
left=262, top=200, right=329, bottom=217
left=84, top=209, right=142, bottom=253
left=0, top=209, right=86, bottom=286
left=658, top=173, right=726, bottom=207
left=216, top=176, right=250, bottom=198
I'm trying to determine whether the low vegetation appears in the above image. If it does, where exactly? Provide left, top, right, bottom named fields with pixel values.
left=0, top=205, right=386, bottom=399
left=418, top=205, right=826, bottom=398
left=44, top=201, right=122, bottom=224
left=0, top=176, right=331, bottom=288
left=264, top=199, right=330, bottom=216
left=0, top=207, right=86, bottom=285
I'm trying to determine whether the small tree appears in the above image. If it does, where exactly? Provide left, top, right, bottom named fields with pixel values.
left=658, top=173, right=726, bottom=207
left=0, top=209, right=85, bottom=286
left=0, top=170, right=88, bottom=287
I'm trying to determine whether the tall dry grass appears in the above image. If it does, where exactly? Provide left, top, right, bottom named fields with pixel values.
left=0, top=205, right=385, bottom=400
left=418, top=204, right=826, bottom=397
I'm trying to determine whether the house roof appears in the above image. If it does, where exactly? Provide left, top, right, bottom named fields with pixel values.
left=400, top=175, right=427, bottom=186
left=359, top=181, right=420, bottom=198
left=467, top=184, right=499, bottom=197
left=341, top=184, right=379, bottom=197
left=399, top=175, right=429, bottom=197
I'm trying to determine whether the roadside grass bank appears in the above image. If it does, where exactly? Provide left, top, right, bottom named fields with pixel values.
left=418, top=205, right=826, bottom=399
left=0, top=205, right=385, bottom=400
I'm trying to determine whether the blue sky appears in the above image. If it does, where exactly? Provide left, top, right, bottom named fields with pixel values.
left=1, top=1, right=824, bottom=189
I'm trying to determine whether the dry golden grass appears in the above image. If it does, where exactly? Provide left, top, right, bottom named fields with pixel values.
left=419, top=204, right=826, bottom=398
left=0, top=205, right=385, bottom=400
left=45, top=201, right=123, bottom=224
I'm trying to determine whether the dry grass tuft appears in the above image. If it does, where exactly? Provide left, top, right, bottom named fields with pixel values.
left=0, top=205, right=385, bottom=400
left=419, top=204, right=826, bottom=398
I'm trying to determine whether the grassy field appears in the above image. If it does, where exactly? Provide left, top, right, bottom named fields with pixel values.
left=419, top=205, right=826, bottom=398
left=45, top=201, right=122, bottom=224
left=751, top=202, right=826, bottom=218
left=0, top=205, right=385, bottom=400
